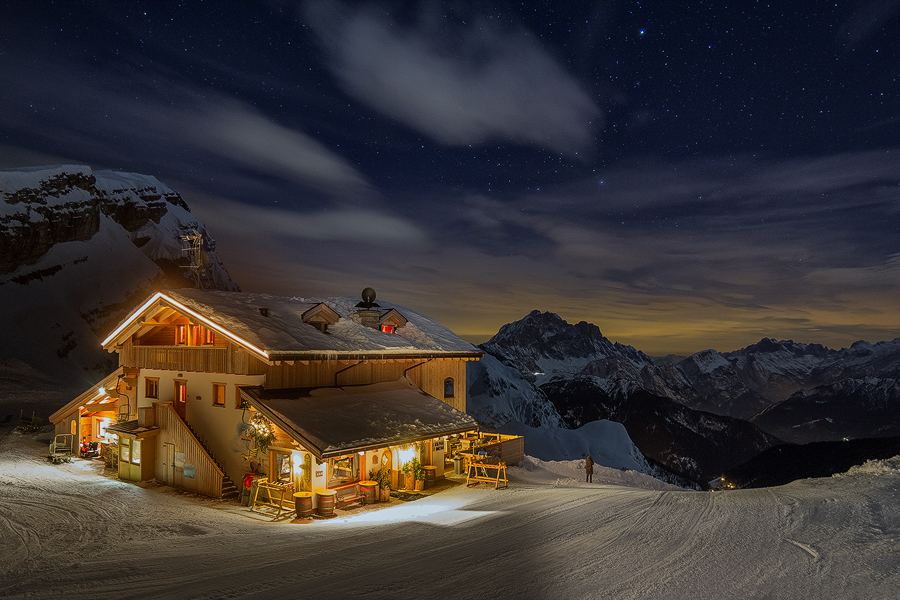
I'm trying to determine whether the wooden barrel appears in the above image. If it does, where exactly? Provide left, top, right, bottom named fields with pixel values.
left=293, top=491, right=314, bottom=518
left=423, top=466, right=437, bottom=489
left=359, top=480, right=377, bottom=504
left=316, top=490, right=337, bottom=517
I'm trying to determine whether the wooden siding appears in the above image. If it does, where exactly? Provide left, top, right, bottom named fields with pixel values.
left=264, top=358, right=469, bottom=412
left=120, top=341, right=265, bottom=376
left=153, top=402, right=225, bottom=498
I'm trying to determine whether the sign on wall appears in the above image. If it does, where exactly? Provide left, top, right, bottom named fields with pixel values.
left=433, top=439, right=445, bottom=452
left=184, top=464, right=195, bottom=479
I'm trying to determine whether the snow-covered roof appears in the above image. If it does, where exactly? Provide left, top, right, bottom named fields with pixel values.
left=104, top=289, right=481, bottom=359
left=242, top=378, right=480, bottom=458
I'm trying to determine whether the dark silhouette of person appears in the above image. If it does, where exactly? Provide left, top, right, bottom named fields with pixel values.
left=585, top=455, right=594, bottom=483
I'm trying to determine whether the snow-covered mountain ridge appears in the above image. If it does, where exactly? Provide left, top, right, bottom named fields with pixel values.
left=0, top=165, right=237, bottom=387
left=467, top=310, right=900, bottom=482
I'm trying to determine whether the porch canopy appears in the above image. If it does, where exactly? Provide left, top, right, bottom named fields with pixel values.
left=240, top=378, right=479, bottom=460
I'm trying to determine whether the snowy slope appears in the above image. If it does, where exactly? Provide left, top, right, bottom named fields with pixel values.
left=1, top=428, right=898, bottom=599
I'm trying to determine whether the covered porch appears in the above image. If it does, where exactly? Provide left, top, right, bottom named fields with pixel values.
left=239, top=378, right=480, bottom=512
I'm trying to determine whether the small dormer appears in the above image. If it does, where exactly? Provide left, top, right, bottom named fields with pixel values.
left=378, top=308, right=408, bottom=334
left=301, top=303, right=340, bottom=334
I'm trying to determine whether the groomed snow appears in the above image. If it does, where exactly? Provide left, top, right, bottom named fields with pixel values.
left=2, top=427, right=898, bottom=599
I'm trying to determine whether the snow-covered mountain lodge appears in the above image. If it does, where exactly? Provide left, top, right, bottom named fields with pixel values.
left=50, top=288, right=522, bottom=508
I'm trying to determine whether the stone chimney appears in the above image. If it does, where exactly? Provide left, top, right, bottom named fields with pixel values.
left=355, top=287, right=381, bottom=329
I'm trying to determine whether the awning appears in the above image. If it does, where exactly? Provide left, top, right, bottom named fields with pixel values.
left=241, top=378, right=479, bottom=459
left=106, top=419, right=159, bottom=439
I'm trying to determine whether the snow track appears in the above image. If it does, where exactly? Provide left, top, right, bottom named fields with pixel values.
left=1, top=429, right=898, bottom=599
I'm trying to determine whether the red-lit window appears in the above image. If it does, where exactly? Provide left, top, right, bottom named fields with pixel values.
left=176, top=325, right=187, bottom=345
left=381, top=325, right=395, bottom=334
left=175, top=380, right=187, bottom=403
left=204, top=327, right=215, bottom=345
left=192, top=325, right=202, bottom=346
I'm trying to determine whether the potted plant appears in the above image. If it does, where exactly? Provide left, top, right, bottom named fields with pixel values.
left=401, top=461, right=414, bottom=490
left=369, top=467, right=391, bottom=501
left=412, top=458, right=426, bottom=491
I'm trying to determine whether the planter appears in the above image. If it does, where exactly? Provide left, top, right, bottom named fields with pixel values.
left=414, top=479, right=425, bottom=491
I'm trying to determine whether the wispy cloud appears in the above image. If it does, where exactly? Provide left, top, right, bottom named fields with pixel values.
left=303, top=0, right=600, bottom=158
left=197, top=195, right=428, bottom=246
left=0, top=53, right=372, bottom=201
left=176, top=98, right=372, bottom=198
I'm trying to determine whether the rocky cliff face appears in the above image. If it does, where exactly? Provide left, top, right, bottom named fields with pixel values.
left=0, top=165, right=238, bottom=386
left=0, top=166, right=194, bottom=273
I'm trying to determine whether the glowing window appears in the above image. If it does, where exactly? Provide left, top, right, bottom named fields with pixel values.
left=272, top=451, right=292, bottom=484
left=380, top=325, right=395, bottom=334
left=176, top=325, right=187, bottom=345
left=120, top=439, right=131, bottom=463
left=327, top=454, right=360, bottom=488
left=132, top=439, right=141, bottom=465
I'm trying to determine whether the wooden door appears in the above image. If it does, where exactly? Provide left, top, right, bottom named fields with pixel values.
left=174, top=380, right=187, bottom=420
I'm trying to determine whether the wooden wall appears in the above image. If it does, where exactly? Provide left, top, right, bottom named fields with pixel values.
left=120, top=341, right=264, bottom=376
left=153, top=402, right=224, bottom=498
left=121, top=341, right=474, bottom=412
left=264, top=358, right=471, bottom=412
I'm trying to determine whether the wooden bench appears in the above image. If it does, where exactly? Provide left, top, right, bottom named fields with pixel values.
left=335, top=491, right=366, bottom=510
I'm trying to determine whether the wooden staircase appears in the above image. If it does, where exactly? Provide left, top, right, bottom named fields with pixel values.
left=182, top=419, right=240, bottom=500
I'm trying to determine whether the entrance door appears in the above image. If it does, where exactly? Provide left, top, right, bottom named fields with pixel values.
left=174, top=380, right=187, bottom=420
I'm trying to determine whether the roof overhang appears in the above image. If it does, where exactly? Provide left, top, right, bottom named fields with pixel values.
left=267, top=351, right=483, bottom=363
left=50, top=368, right=125, bottom=424
left=100, top=291, right=270, bottom=361
left=240, top=379, right=479, bottom=460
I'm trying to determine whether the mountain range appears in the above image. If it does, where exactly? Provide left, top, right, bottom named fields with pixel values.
left=468, top=310, right=900, bottom=484
left=4, top=165, right=898, bottom=488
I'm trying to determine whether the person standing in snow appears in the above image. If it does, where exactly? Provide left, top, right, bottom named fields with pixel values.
left=585, top=455, right=594, bottom=483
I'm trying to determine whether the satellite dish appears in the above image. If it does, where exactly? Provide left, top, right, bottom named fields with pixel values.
left=361, top=287, right=376, bottom=303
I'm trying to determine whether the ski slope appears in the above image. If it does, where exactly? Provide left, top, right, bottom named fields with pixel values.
left=1, top=428, right=898, bottom=599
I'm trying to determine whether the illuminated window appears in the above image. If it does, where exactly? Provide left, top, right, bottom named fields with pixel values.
left=272, top=450, right=292, bottom=484
left=132, top=439, right=141, bottom=465
left=176, top=325, right=187, bottom=345
left=380, top=325, right=395, bottom=334
left=212, top=383, right=226, bottom=407
left=327, top=454, right=360, bottom=488
left=120, top=438, right=131, bottom=463
left=94, top=417, right=112, bottom=440
left=444, top=378, right=454, bottom=398
left=145, top=377, right=159, bottom=399
left=204, top=327, right=215, bottom=345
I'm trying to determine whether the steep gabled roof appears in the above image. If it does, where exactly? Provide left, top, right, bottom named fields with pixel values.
left=102, top=289, right=482, bottom=361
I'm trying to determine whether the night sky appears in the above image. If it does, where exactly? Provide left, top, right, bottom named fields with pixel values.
left=2, top=1, right=899, bottom=355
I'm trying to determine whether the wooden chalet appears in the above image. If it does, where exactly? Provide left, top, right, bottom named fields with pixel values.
left=51, top=288, right=491, bottom=508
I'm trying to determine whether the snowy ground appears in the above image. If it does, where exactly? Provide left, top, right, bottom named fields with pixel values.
left=2, top=426, right=899, bottom=599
